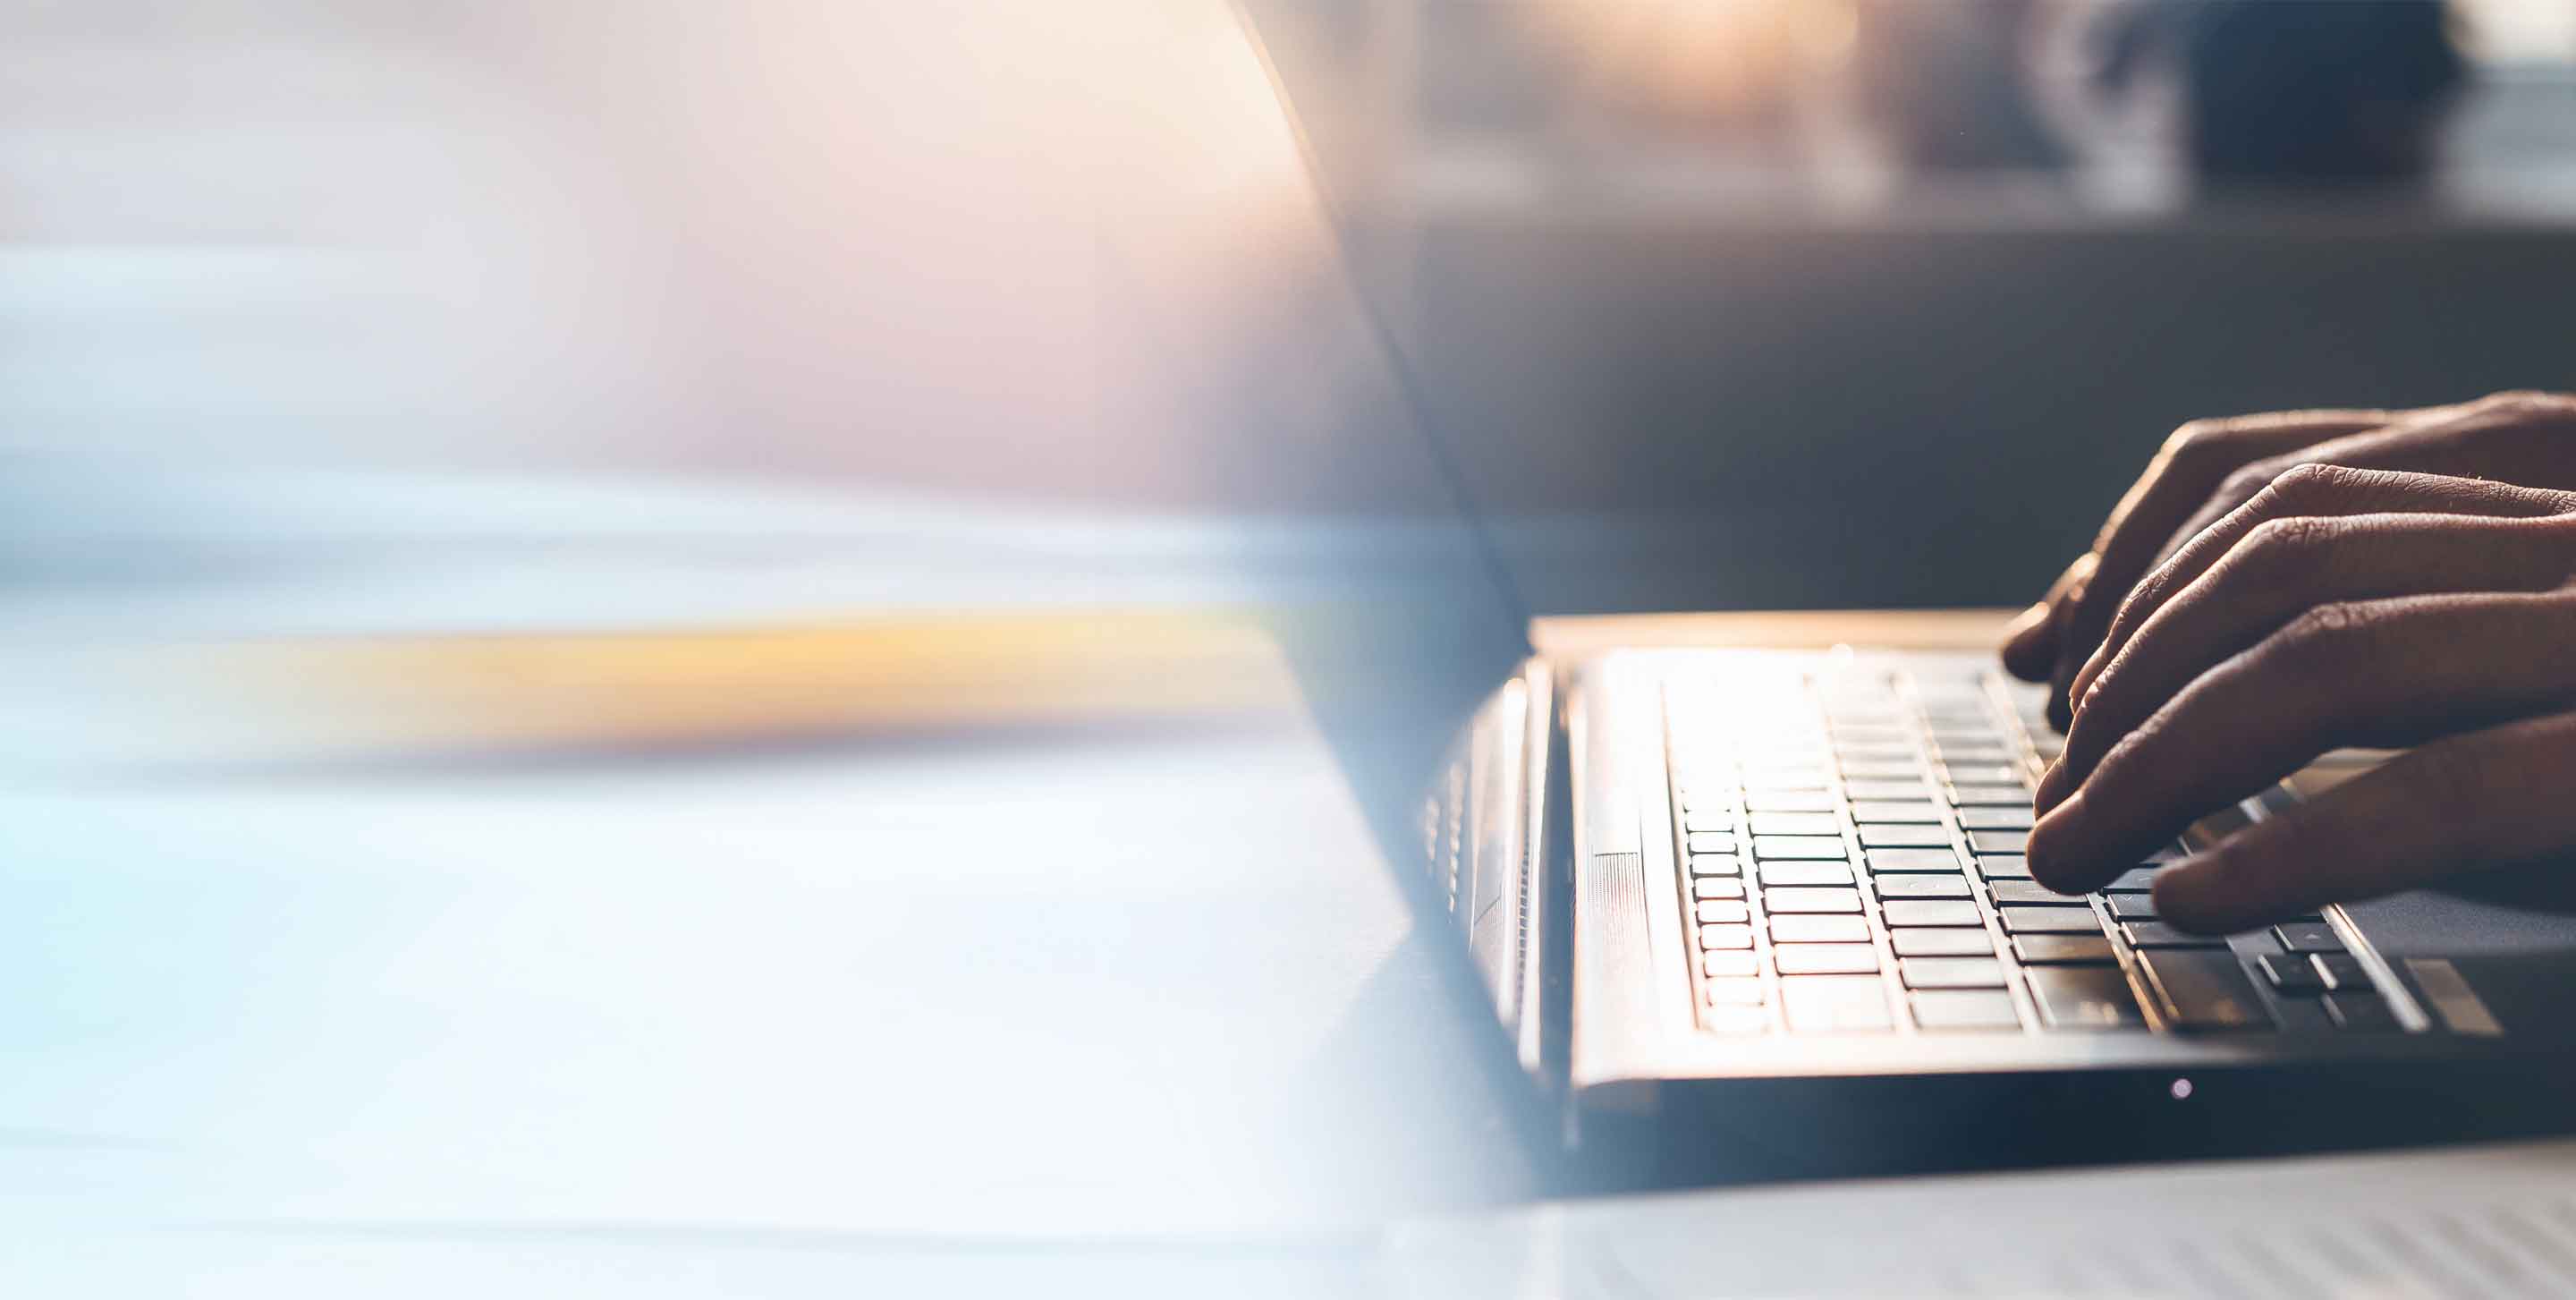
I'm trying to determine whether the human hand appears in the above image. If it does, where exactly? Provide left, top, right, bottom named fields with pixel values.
left=2002, top=393, right=2576, bottom=730
left=2018, top=392, right=2576, bottom=931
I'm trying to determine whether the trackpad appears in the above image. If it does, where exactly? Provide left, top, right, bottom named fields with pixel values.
left=2346, top=885, right=2576, bottom=1039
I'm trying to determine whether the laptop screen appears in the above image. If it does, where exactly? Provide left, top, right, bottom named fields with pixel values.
left=1102, top=4, right=1536, bottom=877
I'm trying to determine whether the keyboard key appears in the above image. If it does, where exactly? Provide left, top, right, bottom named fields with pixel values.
left=1958, top=806, right=2035, bottom=830
left=2273, top=922, right=2344, bottom=954
left=1743, top=769, right=1832, bottom=791
left=1750, top=812, right=1842, bottom=837
left=1780, top=975, right=1894, bottom=1031
left=1840, top=760, right=1928, bottom=780
left=1851, top=800, right=1944, bottom=824
left=1827, top=726, right=1910, bottom=745
left=1846, top=780, right=1935, bottom=802
left=2106, top=893, right=2161, bottom=920
left=2137, top=950, right=2273, bottom=1029
left=1881, top=899, right=1983, bottom=927
left=1754, top=836, right=1849, bottom=860
left=2324, top=992, right=2400, bottom=1032
left=1987, top=880, right=2083, bottom=906
left=1701, top=951, right=1759, bottom=977
left=1950, top=784, right=2031, bottom=806
left=2313, top=953, right=2372, bottom=992
left=1746, top=789, right=1836, bottom=812
left=1771, top=914, right=1870, bottom=943
left=2026, top=964, right=2148, bottom=1029
left=1689, top=854, right=1742, bottom=878
left=1699, top=923, right=1755, bottom=949
left=2012, top=934, right=2115, bottom=964
left=2106, top=867, right=2162, bottom=890
left=1691, top=878, right=1746, bottom=901
left=1833, top=740, right=1918, bottom=760
left=1901, top=957, right=2005, bottom=989
left=1703, top=1005, right=1771, bottom=1033
left=1694, top=900, right=1751, bottom=924
left=1936, top=744, right=2018, bottom=766
left=1758, top=862, right=1855, bottom=888
left=2257, top=952, right=2326, bottom=994
left=1911, top=990, right=2023, bottom=1031
left=1765, top=887, right=1863, bottom=913
left=1894, top=928, right=1995, bottom=956
left=1945, top=764, right=2029, bottom=786
left=1774, top=943, right=1880, bottom=975
left=2002, top=906, right=2102, bottom=935
left=1685, top=831, right=1739, bottom=855
left=1856, top=824, right=1950, bottom=849
left=1682, top=809, right=1739, bottom=834
left=1974, top=854, right=2034, bottom=879
left=1866, top=847, right=1964, bottom=874
left=1703, top=977, right=1767, bottom=1006
left=2123, top=922, right=2225, bottom=948
left=1873, top=873, right=1971, bottom=899
left=1968, top=831, right=2029, bottom=855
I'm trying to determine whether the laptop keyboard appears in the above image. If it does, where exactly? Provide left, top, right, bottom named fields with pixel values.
left=1665, top=668, right=2404, bottom=1036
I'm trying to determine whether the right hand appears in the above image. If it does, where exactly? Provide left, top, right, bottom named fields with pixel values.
left=2000, top=392, right=2576, bottom=731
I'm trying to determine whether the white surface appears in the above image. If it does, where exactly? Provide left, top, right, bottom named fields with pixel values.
left=0, top=727, right=1445, bottom=1245
left=1396, top=1138, right=2576, bottom=1298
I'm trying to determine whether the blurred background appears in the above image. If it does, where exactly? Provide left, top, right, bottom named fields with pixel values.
left=4, top=1, right=2572, bottom=623
left=1253, top=0, right=2576, bottom=609
left=7, top=2, right=2574, bottom=622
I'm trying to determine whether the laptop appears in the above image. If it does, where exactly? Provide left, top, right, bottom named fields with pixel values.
left=1194, top=1, right=2576, bottom=1186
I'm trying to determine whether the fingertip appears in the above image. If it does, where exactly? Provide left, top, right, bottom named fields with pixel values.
left=2032, top=757, right=2071, bottom=814
left=2023, top=789, right=2095, bottom=892
left=2000, top=603, right=2056, bottom=680
left=2150, top=854, right=2250, bottom=935
left=2067, top=655, right=2108, bottom=719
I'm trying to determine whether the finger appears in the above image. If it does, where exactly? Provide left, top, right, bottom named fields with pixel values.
left=2048, top=510, right=2576, bottom=810
left=2025, top=591, right=2576, bottom=892
left=2002, top=557, right=2088, bottom=681
left=2068, top=467, right=2576, bottom=710
left=2154, top=711, right=2576, bottom=933
left=2143, top=395, right=2559, bottom=585
left=2039, top=409, right=2408, bottom=726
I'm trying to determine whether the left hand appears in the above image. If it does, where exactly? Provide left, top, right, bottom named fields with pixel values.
left=2025, top=461, right=2576, bottom=933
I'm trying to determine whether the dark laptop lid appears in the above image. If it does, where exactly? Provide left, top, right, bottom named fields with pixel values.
left=1104, top=4, right=1537, bottom=881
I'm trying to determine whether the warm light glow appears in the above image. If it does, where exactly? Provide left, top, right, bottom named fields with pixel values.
left=1523, top=0, right=1861, bottom=116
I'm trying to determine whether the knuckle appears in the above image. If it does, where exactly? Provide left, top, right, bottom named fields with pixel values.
left=2240, top=515, right=2338, bottom=579
left=2106, top=576, right=2165, bottom=641
left=2275, top=601, right=2373, bottom=667
left=2262, top=461, right=2359, bottom=505
left=2162, top=418, right=2235, bottom=464
left=2216, top=461, right=2290, bottom=506
left=2479, top=389, right=2571, bottom=413
left=2470, top=390, right=2576, bottom=433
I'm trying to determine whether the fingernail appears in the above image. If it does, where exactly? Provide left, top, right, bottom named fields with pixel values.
left=2033, top=757, right=2071, bottom=814
left=2025, top=787, right=2087, bottom=888
left=2068, top=663, right=2102, bottom=715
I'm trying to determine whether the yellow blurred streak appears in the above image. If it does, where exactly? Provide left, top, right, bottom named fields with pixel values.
left=146, top=610, right=1303, bottom=764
